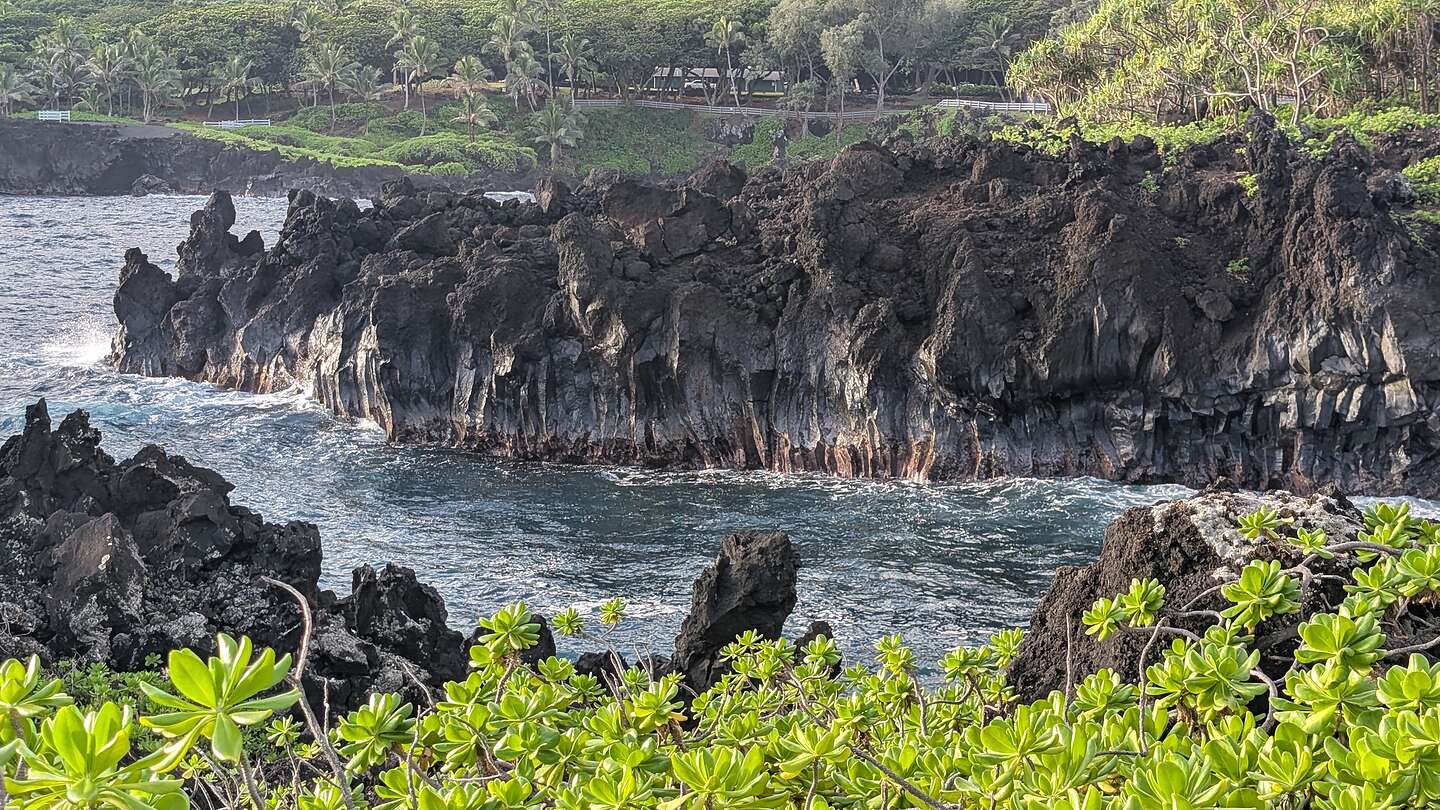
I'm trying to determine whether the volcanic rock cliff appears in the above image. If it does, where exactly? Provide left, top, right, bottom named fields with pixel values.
left=111, top=115, right=1440, bottom=495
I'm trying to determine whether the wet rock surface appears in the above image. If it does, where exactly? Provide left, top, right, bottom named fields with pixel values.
left=110, top=115, right=1440, bottom=495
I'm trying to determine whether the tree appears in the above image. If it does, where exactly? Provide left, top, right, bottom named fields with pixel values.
left=29, top=22, right=87, bottom=109
left=705, top=16, right=746, bottom=107
left=505, top=48, right=546, bottom=110
left=395, top=34, right=440, bottom=133
left=85, top=42, right=129, bottom=117
left=820, top=19, right=863, bottom=140
left=291, top=5, right=327, bottom=44
left=532, top=0, right=559, bottom=92
left=301, top=41, right=356, bottom=129
left=450, top=54, right=491, bottom=98
left=777, top=77, right=819, bottom=129
left=342, top=63, right=383, bottom=102
left=554, top=33, right=594, bottom=104
left=131, top=44, right=179, bottom=123
left=485, top=12, right=531, bottom=66
left=530, top=98, right=582, bottom=166
left=214, top=54, right=255, bottom=121
left=0, top=62, right=32, bottom=116
left=453, top=93, right=498, bottom=141
left=848, top=0, right=927, bottom=111
left=911, top=0, right=966, bottom=103
left=1007, top=0, right=1402, bottom=122
left=385, top=5, right=418, bottom=95
left=966, top=15, right=1018, bottom=95
left=766, top=0, right=830, bottom=93
left=486, top=11, right=532, bottom=104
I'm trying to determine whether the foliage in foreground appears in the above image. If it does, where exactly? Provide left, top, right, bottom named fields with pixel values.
left=4, top=502, right=1440, bottom=809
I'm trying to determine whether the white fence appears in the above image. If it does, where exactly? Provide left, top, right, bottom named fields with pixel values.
left=203, top=119, right=273, bottom=129
left=935, top=98, right=1052, bottom=113
left=37, top=110, right=71, bottom=122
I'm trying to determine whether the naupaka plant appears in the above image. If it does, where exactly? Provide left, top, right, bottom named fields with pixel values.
left=1, top=501, right=1438, bottom=810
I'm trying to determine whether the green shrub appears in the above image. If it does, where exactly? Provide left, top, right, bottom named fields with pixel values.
left=1305, top=105, right=1440, bottom=142
left=569, top=106, right=716, bottom=176
left=363, top=109, right=429, bottom=143
left=424, top=160, right=471, bottom=176
left=286, top=102, right=392, bottom=136
left=230, top=124, right=376, bottom=158
left=728, top=116, right=868, bottom=171
left=996, top=116, right=1232, bottom=157
left=1404, top=156, right=1440, bottom=205
left=380, top=132, right=536, bottom=173
left=5, top=502, right=1440, bottom=809
left=174, top=122, right=403, bottom=169
left=1237, top=172, right=1260, bottom=198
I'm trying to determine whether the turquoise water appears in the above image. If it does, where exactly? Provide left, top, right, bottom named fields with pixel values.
left=0, top=193, right=1206, bottom=668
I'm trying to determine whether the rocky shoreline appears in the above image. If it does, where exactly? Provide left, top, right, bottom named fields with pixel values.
left=0, top=119, right=536, bottom=198
left=2, top=399, right=1415, bottom=705
left=110, top=114, right=1440, bottom=495
left=0, top=400, right=813, bottom=706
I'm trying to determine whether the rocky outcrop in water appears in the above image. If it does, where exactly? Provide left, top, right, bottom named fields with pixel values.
left=0, top=399, right=470, bottom=707
left=672, top=530, right=800, bottom=692
left=0, top=401, right=805, bottom=703
left=1006, top=487, right=1372, bottom=702
left=110, top=114, right=1440, bottom=494
left=0, top=119, right=534, bottom=197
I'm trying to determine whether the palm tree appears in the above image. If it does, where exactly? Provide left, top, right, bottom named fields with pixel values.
left=31, top=25, right=88, bottom=109
left=342, top=64, right=384, bottom=102
left=530, top=99, right=582, bottom=167
left=214, top=54, right=255, bottom=121
left=85, top=42, right=129, bottom=116
left=705, top=17, right=746, bottom=107
left=485, top=12, right=531, bottom=64
left=301, top=41, right=356, bottom=129
left=453, top=93, right=498, bottom=141
left=131, top=45, right=179, bottom=122
left=485, top=11, right=532, bottom=102
left=394, top=34, right=440, bottom=133
left=505, top=49, right=545, bottom=110
left=0, top=63, right=33, bottom=117
left=321, top=0, right=356, bottom=15
left=530, top=0, right=558, bottom=91
left=291, top=5, right=327, bottom=44
left=385, top=4, right=418, bottom=97
left=968, top=15, right=1017, bottom=96
left=450, top=54, right=491, bottom=98
left=554, top=33, right=594, bottom=105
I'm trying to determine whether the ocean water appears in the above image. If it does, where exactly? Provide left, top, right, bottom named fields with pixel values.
left=0, top=193, right=1211, bottom=669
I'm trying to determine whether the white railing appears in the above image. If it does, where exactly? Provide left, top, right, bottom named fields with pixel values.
left=37, top=110, right=71, bottom=122
left=203, top=119, right=273, bottom=129
left=572, top=99, right=893, bottom=119
left=935, top=98, right=1052, bottom=113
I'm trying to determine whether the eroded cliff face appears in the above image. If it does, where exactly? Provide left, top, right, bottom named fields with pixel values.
left=110, top=115, right=1440, bottom=494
